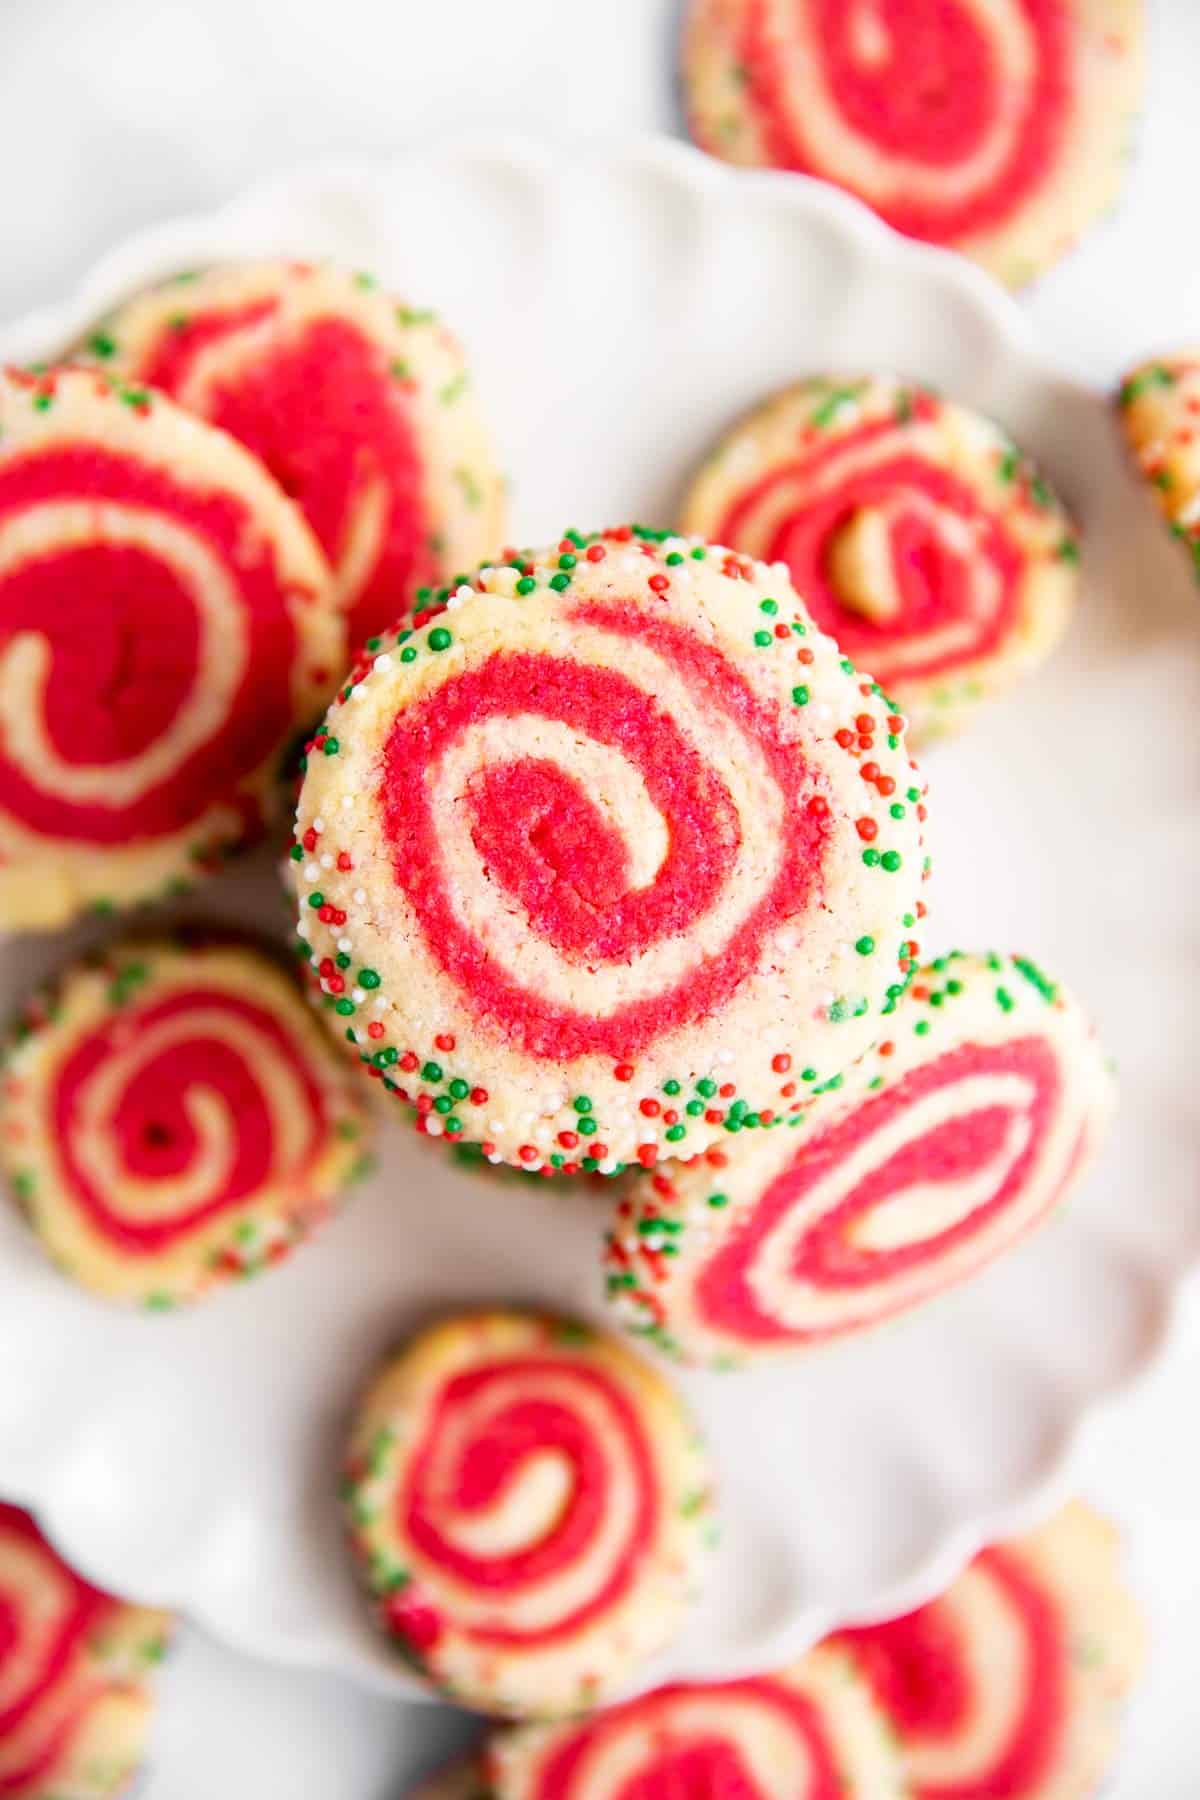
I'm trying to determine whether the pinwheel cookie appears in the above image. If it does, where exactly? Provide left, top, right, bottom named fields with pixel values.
left=0, top=365, right=341, bottom=929
left=341, top=1310, right=716, bottom=1719
left=837, top=1502, right=1145, bottom=1799
left=85, top=260, right=506, bottom=648
left=681, top=377, right=1080, bottom=742
left=606, top=952, right=1113, bottom=1365
left=485, top=1644, right=905, bottom=1798
left=0, top=936, right=373, bottom=1307
left=292, top=527, right=929, bottom=1174
left=0, top=1501, right=172, bottom=1799
left=1117, top=354, right=1200, bottom=578
left=683, top=0, right=1144, bottom=284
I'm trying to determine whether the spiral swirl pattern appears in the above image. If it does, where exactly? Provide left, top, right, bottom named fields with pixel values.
left=486, top=1647, right=906, bottom=1798
left=682, top=379, right=1079, bottom=743
left=0, top=939, right=371, bottom=1306
left=606, top=952, right=1113, bottom=1364
left=684, top=0, right=1144, bottom=280
left=292, top=529, right=927, bottom=1172
left=343, top=1312, right=715, bottom=1719
left=835, top=1503, right=1145, bottom=1799
left=0, top=367, right=341, bottom=926
left=0, top=1502, right=170, bottom=1799
left=87, top=261, right=506, bottom=649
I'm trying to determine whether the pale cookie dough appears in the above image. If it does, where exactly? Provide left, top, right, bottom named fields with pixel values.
left=0, top=365, right=340, bottom=929
left=341, top=1310, right=716, bottom=1719
left=836, top=1502, right=1146, bottom=1800
left=606, top=950, right=1114, bottom=1365
left=0, top=936, right=373, bottom=1307
left=291, top=526, right=929, bottom=1173
left=683, top=0, right=1144, bottom=284
left=1117, top=353, right=1200, bottom=579
left=84, top=260, right=506, bottom=649
left=681, top=377, right=1080, bottom=743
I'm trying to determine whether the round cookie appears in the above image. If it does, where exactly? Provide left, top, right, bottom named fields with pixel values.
left=1117, top=353, right=1200, bottom=579
left=681, top=378, right=1080, bottom=743
left=485, top=1645, right=906, bottom=1798
left=0, top=365, right=340, bottom=929
left=0, top=1501, right=172, bottom=1799
left=341, top=1310, right=716, bottom=1719
left=292, top=526, right=929, bottom=1174
left=606, top=951, right=1113, bottom=1365
left=683, top=0, right=1144, bottom=285
left=85, top=261, right=506, bottom=649
left=0, top=936, right=373, bottom=1307
left=836, top=1502, right=1145, bottom=1799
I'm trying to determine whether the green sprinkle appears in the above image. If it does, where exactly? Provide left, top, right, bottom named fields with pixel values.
left=88, top=330, right=117, bottom=358
left=359, top=968, right=381, bottom=989
left=516, top=576, right=536, bottom=595
left=421, top=1061, right=443, bottom=1083
left=1118, top=363, right=1176, bottom=407
left=289, top=844, right=304, bottom=861
left=428, top=627, right=452, bottom=652
left=433, top=1095, right=452, bottom=1115
left=31, top=392, right=53, bottom=412
left=663, top=1079, right=682, bottom=1096
left=889, top=803, right=905, bottom=819
left=335, top=999, right=355, bottom=1016
left=759, top=598, right=778, bottom=615
left=577, top=1116, right=598, bottom=1137
left=665, top=1124, right=686, bottom=1142
left=855, top=936, right=875, bottom=955
left=445, top=1116, right=462, bottom=1135
left=881, top=850, right=902, bottom=872
left=573, top=1095, right=593, bottom=1114
left=862, top=848, right=880, bottom=867
left=996, top=987, right=1015, bottom=1012
left=696, top=1078, right=716, bottom=1098
left=307, top=892, right=324, bottom=909
left=400, top=646, right=417, bottom=663
left=323, top=737, right=340, bottom=755
left=753, top=629, right=773, bottom=647
left=708, top=1191, right=730, bottom=1208
left=666, top=551, right=685, bottom=565
left=549, top=572, right=571, bottom=591
left=914, top=1019, right=931, bottom=1035
left=792, top=685, right=810, bottom=706
left=1055, top=537, right=1080, bottom=564
left=448, top=1078, right=470, bottom=1100
left=1013, top=955, right=1057, bottom=1002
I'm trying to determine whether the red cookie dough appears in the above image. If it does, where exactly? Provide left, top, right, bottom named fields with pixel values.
left=0, top=1501, right=172, bottom=1799
left=485, top=1644, right=906, bottom=1797
left=836, top=1502, right=1145, bottom=1799
left=606, top=952, right=1113, bottom=1365
left=683, top=0, right=1144, bottom=284
left=0, top=365, right=340, bottom=929
left=291, top=527, right=929, bottom=1174
left=1117, top=353, right=1200, bottom=580
left=681, top=378, right=1080, bottom=743
left=85, top=261, right=506, bottom=649
left=341, top=1310, right=716, bottom=1719
left=0, top=937, right=373, bottom=1307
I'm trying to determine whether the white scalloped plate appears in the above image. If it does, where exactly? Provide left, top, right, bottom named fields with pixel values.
left=0, top=136, right=1196, bottom=1700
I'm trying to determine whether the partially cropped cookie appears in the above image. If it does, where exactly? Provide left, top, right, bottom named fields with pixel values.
left=292, top=527, right=929, bottom=1174
left=1117, top=354, right=1200, bottom=578
left=84, top=261, right=506, bottom=649
left=682, top=378, right=1080, bottom=743
left=485, top=1644, right=906, bottom=1797
left=836, top=1502, right=1145, bottom=1799
left=0, top=937, right=372, bottom=1307
left=606, top=952, right=1113, bottom=1365
left=0, top=1501, right=172, bottom=1798
left=683, top=0, right=1144, bottom=284
left=341, top=1310, right=716, bottom=1719
left=0, top=365, right=341, bottom=928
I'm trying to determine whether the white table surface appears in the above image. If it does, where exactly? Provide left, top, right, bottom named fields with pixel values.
left=2, top=0, right=1198, bottom=1791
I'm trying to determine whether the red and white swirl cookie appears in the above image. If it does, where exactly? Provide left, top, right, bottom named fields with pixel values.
left=836, top=1502, right=1145, bottom=1799
left=0, top=937, right=373, bottom=1307
left=291, top=527, right=928, bottom=1174
left=605, top=951, right=1113, bottom=1365
left=1117, top=354, right=1200, bottom=580
left=683, top=0, right=1144, bottom=283
left=342, top=1310, right=716, bottom=1719
left=0, top=366, right=340, bottom=929
left=0, top=1501, right=172, bottom=1799
left=681, top=378, right=1080, bottom=743
left=86, top=261, right=506, bottom=650
left=485, top=1644, right=905, bottom=1798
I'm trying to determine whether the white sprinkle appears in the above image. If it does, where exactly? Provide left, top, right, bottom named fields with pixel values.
left=489, top=1121, right=506, bottom=1136
left=374, top=653, right=392, bottom=672
left=716, top=1048, right=734, bottom=1066
left=424, top=1117, right=444, bottom=1137
left=351, top=685, right=368, bottom=700
left=313, top=818, right=326, bottom=833
left=337, top=937, right=352, bottom=953
left=598, top=1158, right=618, bottom=1175
left=454, top=584, right=474, bottom=602
left=341, top=795, right=355, bottom=811
left=352, top=988, right=365, bottom=1004
left=297, top=921, right=310, bottom=939
left=320, top=854, right=333, bottom=869
left=304, top=862, right=320, bottom=881
left=486, top=1151, right=504, bottom=1165
left=353, top=889, right=367, bottom=904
